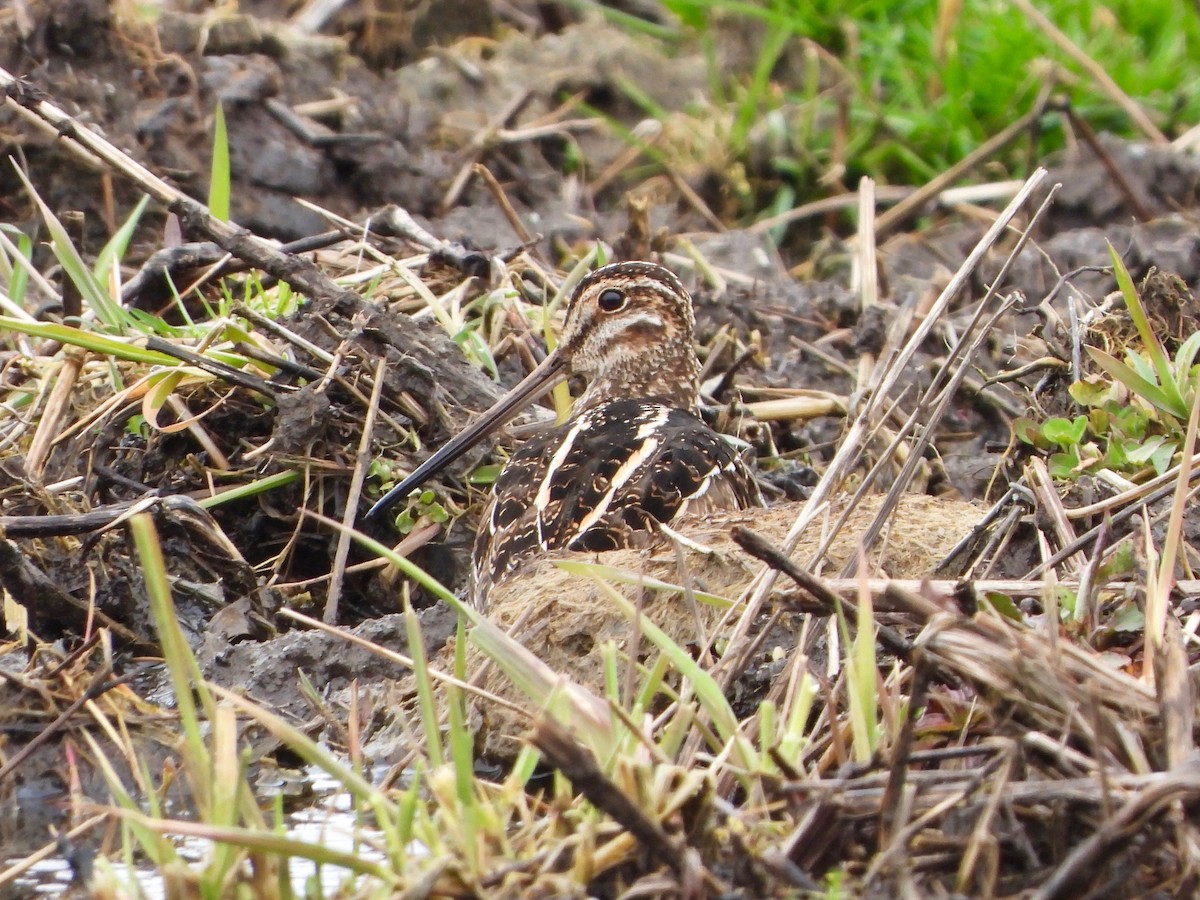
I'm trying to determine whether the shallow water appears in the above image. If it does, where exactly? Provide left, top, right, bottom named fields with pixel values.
left=0, top=768, right=393, bottom=898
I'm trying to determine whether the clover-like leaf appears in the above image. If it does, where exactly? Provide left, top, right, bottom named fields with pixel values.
left=1042, top=415, right=1088, bottom=448
left=1049, top=448, right=1082, bottom=479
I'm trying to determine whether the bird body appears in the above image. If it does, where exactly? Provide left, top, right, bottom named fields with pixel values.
left=475, top=397, right=760, bottom=600
left=365, top=261, right=763, bottom=609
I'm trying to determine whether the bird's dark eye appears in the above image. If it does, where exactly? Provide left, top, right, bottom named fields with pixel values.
left=598, top=288, right=626, bottom=312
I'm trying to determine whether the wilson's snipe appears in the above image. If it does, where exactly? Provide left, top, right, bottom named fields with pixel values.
left=366, top=261, right=763, bottom=608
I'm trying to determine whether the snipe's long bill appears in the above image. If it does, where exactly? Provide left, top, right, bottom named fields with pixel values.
left=365, top=261, right=763, bottom=608
left=364, top=349, right=567, bottom=524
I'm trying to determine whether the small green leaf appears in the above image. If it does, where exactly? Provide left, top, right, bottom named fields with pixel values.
left=1049, top=448, right=1082, bottom=478
left=1087, top=346, right=1186, bottom=420
left=1105, top=439, right=1130, bottom=470
left=1056, top=586, right=1077, bottom=618
left=1098, top=541, right=1135, bottom=580
left=1114, top=404, right=1149, bottom=439
left=1041, top=415, right=1087, bottom=448
left=1069, top=377, right=1113, bottom=407
left=1124, top=434, right=1169, bottom=464
left=1174, top=331, right=1200, bottom=378
left=1087, top=407, right=1111, bottom=434
left=468, top=463, right=503, bottom=485
left=1014, top=417, right=1046, bottom=447
left=1110, top=602, right=1145, bottom=632
left=983, top=592, right=1023, bottom=622
left=1150, top=439, right=1178, bottom=475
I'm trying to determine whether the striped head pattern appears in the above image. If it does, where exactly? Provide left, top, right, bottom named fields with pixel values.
left=559, top=262, right=701, bottom=414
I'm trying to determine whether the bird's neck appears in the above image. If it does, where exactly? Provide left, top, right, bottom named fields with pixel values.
left=574, top=350, right=701, bottom=414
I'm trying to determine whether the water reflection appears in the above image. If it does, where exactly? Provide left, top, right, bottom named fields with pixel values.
left=0, top=768, right=392, bottom=898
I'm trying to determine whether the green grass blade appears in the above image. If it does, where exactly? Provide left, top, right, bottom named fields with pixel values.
left=95, top=194, right=151, bottom=289
left=129, top=514, right=216, bottom=795
left=585, top=574, right=758, bottom=771
left=1108, top=242, right=1188, bottom=416
left=0, top=225, right=32, bottom=308
left=110, top=809, right=400, bottom=885
left=404, top=594, right=444, bottom=767
left=847, top=584, right=880, bottom=761
left=12, top=163, right=129, bottom=330
left=209, top=102, right=231, bottom=223
left=1085, top=345, right=1187, bottom=420
left=0, top=315, right=180, bottom=364
left=197, top=470, right=301, bottom=509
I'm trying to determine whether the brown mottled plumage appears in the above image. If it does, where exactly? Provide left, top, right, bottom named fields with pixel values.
left=365, top=261, right=763, bottom=610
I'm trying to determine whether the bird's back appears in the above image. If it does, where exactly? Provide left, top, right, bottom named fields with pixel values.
left=472, top=398, right=761, bottom=606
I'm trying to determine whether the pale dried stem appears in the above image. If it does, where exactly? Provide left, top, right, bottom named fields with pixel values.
left=853, top=177, right=879, bottom=396
left=841, top=184, right=1058, bottom=575
left=1028, top=457, right=1087, bottom=574
left=167, top=394, right=230, bottom=470
left=24, top=351, right=83, bottom=478
left=326, top=356, right=388, bottom=623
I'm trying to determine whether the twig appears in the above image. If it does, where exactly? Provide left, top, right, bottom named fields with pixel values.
left=878, top=656, right=932, bottom=842
left=1027, top=457, right=1088, bottom=575
left=663, top=165, right=726, bottom=233
left=473, top=162, right=536, bottom=246
left=1073, top=514, right=1110, bottom=631
left=853, top=177, right=880, bottom=396
left=441, top=89, right=533, bottom=212
left=1156, top=617, right=1193, bottom=771
left=730, top=526, right=914, bottom=662
left=24, top=350, right=84, bottom=478
left=325, top=356, right=387, bottom=623
left=1059, top=104, right=1155, bottom=220
left=144, top=336, right=279, bottom=398
left=232, top=341, right=324, bottom=381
